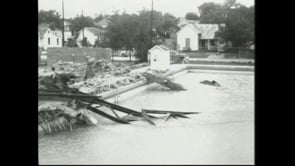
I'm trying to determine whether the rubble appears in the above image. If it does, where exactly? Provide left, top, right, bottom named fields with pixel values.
left=39, top=60, right=146, bottom=96
left=38, top=60, right=196, bottom=135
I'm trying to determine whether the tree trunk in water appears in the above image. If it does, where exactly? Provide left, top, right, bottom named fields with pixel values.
left=142, top=72, right=186, bottom=91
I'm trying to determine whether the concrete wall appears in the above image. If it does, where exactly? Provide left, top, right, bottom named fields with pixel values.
left=46, top=47, right=112, bottom=66
left=177, top=25, right=199, bottom=51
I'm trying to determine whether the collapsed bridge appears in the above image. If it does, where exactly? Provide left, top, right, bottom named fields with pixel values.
left=38, top=72, right=199, bottom=134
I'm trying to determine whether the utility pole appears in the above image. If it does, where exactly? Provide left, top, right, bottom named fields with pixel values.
left=62, top=0, right=65, bottom=47
left=82, top=10, right=85, bottom=47
left=150, top=0, right=154, bottom=48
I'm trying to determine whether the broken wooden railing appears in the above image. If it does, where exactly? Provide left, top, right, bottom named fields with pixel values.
left=39, top=90, right=200, bottom=133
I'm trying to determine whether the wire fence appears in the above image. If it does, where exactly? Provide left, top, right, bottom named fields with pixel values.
left=184, top=46, right=255, bottom=59
left=222, top=47, right=255, bottom=59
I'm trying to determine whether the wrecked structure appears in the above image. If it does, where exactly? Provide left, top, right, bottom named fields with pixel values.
left=38, top=59, right=197, bottom=135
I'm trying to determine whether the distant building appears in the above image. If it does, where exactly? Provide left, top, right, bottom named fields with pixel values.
left=38, top=25, right=62, bottom=49
left=148, top=45, right=172, bottom=70
left=176, top=23, right=224, bottom=51
left=64, top=20, right=72, bottom=42
left=77, top=27, right=104, bottom=47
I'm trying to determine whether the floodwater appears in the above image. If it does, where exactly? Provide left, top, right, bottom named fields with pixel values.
left=38, top=69, right=254, bottom=165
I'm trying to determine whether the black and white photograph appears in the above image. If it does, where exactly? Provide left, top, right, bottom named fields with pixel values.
left=38, top=0, right=255, bottom=164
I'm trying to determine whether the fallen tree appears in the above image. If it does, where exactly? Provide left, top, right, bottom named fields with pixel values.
left=142, top=72, right=186, bottom=91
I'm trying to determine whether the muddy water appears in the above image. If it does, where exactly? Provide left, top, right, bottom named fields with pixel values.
left=38, top=70, right=254, bottom=165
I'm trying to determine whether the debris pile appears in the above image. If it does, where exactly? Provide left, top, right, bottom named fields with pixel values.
left=38, top=73, right=199, bottom=135
left=39, top=60, right=146, bottom=96
left=38, top=60, right=195, bottom=135
left=69, top=72, right=145, bottom=95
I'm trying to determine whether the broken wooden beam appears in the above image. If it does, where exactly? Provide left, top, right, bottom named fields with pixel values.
left=39, top=91, right=157, bottom=119
left=142, top=109, right=200, bottom=115
left=141, top=109, right=156, bottom=126
left=77, top=101, right=130, bottom=124
left=82, top=98, right=158, bottom=119
left=38, top=92, right=102, bottom=103
left=173, top=114, right=190, bottom=119
left=164, top=113, right=173, bottom=122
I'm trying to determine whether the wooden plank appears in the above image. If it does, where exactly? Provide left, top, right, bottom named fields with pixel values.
left=173, top=114, right=190, bottom=119
left=142, top=109, right=200, bottom=115
left=141, top=109, right=156, bottom=126
left=38, top=92, right=102, bottom=103
left=38, top=92, right=156, bottom=119
left=121, top=114, right=142, bottom=122
left=164, top=113, right=173, bottom=122
left=111, top=109, right=120, bottom=118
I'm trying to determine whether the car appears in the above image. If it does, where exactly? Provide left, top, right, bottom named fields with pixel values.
left=119, top=50, right=128, bottom=57
left=40, top=51, right=48, bottom=65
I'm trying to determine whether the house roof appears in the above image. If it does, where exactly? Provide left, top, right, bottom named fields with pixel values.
left=85, top=27, right=104, bottom=36
left=192, top=24, right=219, bottom=39
left=149, top=45, right=172, bottom=52
left=94, top=18, right=111, bottom=27
left=38, top=26, right=49, bottom=37
left=38, top=26, right=62, bottom=38
left=52, top=30, right=62, bottom=37
left=177, top=23, right=220, bottom=40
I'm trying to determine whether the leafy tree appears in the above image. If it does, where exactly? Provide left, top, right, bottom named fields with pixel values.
left=185, top=12, right=199, bottom=20
left=216, top=5, right=254, bottom=47
left=198, top=2, right=225, bottom=24
left=71, top=16, right=94, bottom=35
left=224, top=0, right=236, bottom=8
left=104, top=10, right=178, bottom=62
left=94, top=13, right=104, bottom=22
left=38, top=10, right=62, bottom=30
left=197, top=1, right=254, bottom=47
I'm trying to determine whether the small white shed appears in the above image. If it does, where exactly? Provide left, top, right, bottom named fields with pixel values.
left=148, top=45, right=171, bottom=71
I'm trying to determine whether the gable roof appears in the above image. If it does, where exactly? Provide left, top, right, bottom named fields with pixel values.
left=38, top=25, right=62, bottom=38
left=94, top=18, right=111, bottom=27
left=52, top=30, right=62, bottom=38
left=177, top=23, right=220, bottom=40
left=84, top=27, right=104, bottom=36
left=192, top=24, right=219, bottom=39
left=149, top=45, right=171, bottom=52
left=38, top=26, right=49, bottom=37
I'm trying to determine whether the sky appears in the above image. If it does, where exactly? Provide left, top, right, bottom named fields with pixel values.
left=38, top=0, right=254, bottom=19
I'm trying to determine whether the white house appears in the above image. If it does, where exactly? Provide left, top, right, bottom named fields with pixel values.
left=77, top=27, right=104, bottom=47
left=176, top=23, right=223, bottom=51
left=148, top=45, right=171, bottom=71
left=38, top=26, right=62, bottom=49
left=64, top=20, right=72, bottom=42
left=94, top=18, right=111, bottom=29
